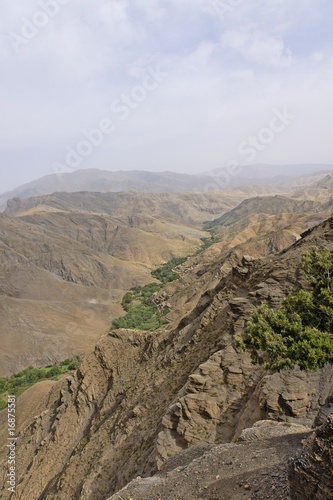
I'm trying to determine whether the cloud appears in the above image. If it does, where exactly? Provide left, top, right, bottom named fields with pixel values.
left=136, top=0, right=167, bottom=20
left=185, top=40, right=217, bottom=69
left=310, top=52, right=324, bottom=62
left=0, top=0, right=333, bottom=192
left=220, top=27, right=293, bottom=67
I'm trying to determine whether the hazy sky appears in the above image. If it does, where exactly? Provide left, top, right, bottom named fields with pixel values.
left=1, top=0, right=333, bottom=193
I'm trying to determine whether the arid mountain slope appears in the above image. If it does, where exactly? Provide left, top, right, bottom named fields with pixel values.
left=289, top=413, right=333, bottom=499
left=207, top=195, right=321, bottom=228
left=1, top=169, right=215, bottom=211
left=2, top=164, right=333, bottom=212
left=0, top=168, right=254, bottom=212
left=289, top=173, right=333, bottom=204
left=110, top=415, right=333, bottom=500
left=109, top=421, right=312, bottom=500
left=5, top=190, right=245, bottom=226
left=1, top=191, right=247, bottom=376
left=2, top=189, right=326, bottom=378
left=2, top=217, right=332, bottom=499
left=155, top=205, right=329, bottom=325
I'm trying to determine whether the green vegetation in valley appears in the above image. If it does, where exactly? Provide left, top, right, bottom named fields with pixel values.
left=0, top=357, right=81, bottom=410
left=112, top=282, right=168, bottom=331
left=238, top=248, right=333, bottom=371
left=151, top=257, right=187, bottom=284
left=195, top=233, right=220, bottom=254
left=112, top=258, right=189, bottom=331
left=112, top=231, right=220, bottom=332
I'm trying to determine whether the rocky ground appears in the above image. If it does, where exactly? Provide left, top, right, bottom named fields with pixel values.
left=1, top=217, right=332, bottom=499
left=1, top=190, right=241, bottom=376
left=1, top=178, right=332, bottom=376
left=109, top=421, right=311, bottom=500
left=1, top=178, right=333, bottom=498
left=110, top=416, right=333, bottom=500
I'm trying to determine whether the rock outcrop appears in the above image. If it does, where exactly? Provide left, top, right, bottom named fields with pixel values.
left=109, top=421, right=312, bottom=500
left=289, top=414, right=333, bottom=499
left=2, top=185, right=331, bottom=376
left=1, top=217, right=333, bottom=499
left=108, top=416, right=333, bottom=500
left=0, top=191, right=235, bottom=376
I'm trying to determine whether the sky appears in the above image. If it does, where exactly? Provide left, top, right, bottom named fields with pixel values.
left=1, top=0, right=333, bottom=193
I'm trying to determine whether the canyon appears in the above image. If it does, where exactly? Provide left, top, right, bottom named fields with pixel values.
left=0, top=168, right=333, bottom=498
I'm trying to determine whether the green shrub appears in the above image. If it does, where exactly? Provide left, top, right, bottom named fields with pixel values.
left=239, top=248, right=333, bottom=372
left=192, top=233, right=219, bottom=255
left=67, top=358, right=81, bottom=370
left=111, top=257, right=186, bottom=331
left=111, top=232, right=220, bottom=332
left=112, top=293, right=168, bottom=331
left=301, top=247, right=333, bottom=293
left=47, top=366, right=62, bottom=377
left=0, top=357, right=81, bottom=410
left=61, top=358, right=72, bottom=366
left=0, top=378, right=8, bottom=393
left=151, top=257, right=186, bottom=284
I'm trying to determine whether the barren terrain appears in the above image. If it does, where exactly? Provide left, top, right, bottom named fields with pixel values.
left=0, top=173, right=332, bottom=499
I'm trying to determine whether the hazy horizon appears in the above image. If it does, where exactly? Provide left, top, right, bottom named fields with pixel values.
left=1, top=1, right=333, bottom=193
left=2, top=162, right=333, bottom=197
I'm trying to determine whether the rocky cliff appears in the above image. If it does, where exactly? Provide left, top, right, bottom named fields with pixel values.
left=289, top=414, right=333, bottom=499
left=109, top=416, right=333, bottom=500
left=1, top=217, right=333, bottom=499
left=1, top=190, right=243, bottom=376
left=2, top=180, right=332, bottom=376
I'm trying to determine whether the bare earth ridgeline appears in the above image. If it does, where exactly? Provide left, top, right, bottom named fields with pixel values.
left=1, top=172, right=333, bottom=498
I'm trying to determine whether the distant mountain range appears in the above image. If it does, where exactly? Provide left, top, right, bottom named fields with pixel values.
left=206, top=163, right=333, bottom=179
left=1, top=164, right=333, bottom=211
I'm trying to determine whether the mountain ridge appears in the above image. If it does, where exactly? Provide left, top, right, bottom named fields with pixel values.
left=2, top=164, right=333, bottom=212
left=1, top=215, right=332, bottom=499
left=1, top=191, right=244, bottom=376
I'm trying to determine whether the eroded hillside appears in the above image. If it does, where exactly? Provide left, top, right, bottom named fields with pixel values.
left=2, top=164, right=332, bottom=211
left=0, top=191, right=247, bottom=376
left=2, top=184, right=330, bottom=377
left=1, top=215, right=333, bottom=499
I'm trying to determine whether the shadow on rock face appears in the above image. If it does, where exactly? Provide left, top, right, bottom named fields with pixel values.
left=289, top=414, right=333, bottom=500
